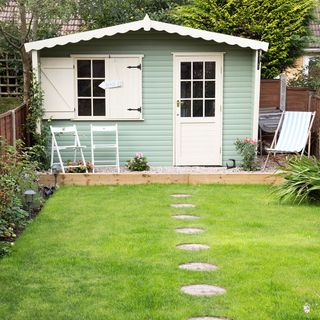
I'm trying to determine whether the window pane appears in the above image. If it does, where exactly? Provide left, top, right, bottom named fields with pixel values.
left=205, top=62, right=215, bottom=79
left=193, top=81, right=203, bottom=98
left=193, top=100, right=203, bottom=117
left=93, top=99, right=105, bottom=116
left=93, top=60, right=105, bottom=78
left=181, top=81, right=191, bottom=98
left=205, top=100, right=215, bottom=117
left=181, top=62, right=191, bottom=79
left=181, top=100, right=191, bottom=117
left=78, top=99, right=91, bottom=116
left=78, top=80, right=91, bottom=97
left=93, top=80, right=105, bottom=97
left=77, top=60, right=91, bottom=78
left=193, top=62, right=203, bottom=79
left=205, top=81, right=215, bottom=98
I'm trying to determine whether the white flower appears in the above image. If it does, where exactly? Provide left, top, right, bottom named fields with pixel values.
left=304, top=303, right=310, bottom=313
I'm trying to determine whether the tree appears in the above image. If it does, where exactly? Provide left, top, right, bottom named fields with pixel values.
left=174, top=0, right=317, bottom=78
left=78, top=0, right=188, bottom=29
left=0, top=0, right=76, bottom=103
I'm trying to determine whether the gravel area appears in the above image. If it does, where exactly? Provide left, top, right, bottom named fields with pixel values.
left=94, top=156, right=285, bottom=174
left=95, top=165, right=279, bottom=174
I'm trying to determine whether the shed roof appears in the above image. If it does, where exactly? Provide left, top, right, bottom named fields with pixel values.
left=24, top=15, right=269, bottom=53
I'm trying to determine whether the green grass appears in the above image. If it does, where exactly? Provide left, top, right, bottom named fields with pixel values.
left=0, top=97, right=22, bottom=114
left=0, top=184, right=319, bottom=320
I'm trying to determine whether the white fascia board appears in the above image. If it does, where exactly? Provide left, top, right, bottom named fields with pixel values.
left=25, top=14, right=269, bottom=53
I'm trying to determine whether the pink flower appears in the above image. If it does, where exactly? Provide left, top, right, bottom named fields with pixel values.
left=135, top=152, right=144, bottom=158
left=243, top=137, right=257, bottom=145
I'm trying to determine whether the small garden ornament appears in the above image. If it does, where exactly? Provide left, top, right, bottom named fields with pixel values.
left=234, top=137, right=259, bottom=171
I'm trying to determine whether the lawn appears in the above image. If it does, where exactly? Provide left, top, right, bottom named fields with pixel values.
left=0, top=184, right=319, bottom=320
left=0, top=97, right=22, bottom=114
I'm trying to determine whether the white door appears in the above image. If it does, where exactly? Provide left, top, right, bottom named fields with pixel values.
left=174, top=54, right=223, bottom=165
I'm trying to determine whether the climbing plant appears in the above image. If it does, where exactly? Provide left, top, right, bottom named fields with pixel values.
left=25, top=78, right=50, bottom=170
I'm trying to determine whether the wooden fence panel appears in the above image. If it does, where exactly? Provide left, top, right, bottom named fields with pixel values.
left=286, top=88, right=311, bottom=112
left=311, top=95, right=320, bottom=132
left=14, top=103, right=28, bottom=141
left=0, top=103, right=27, bottom=146
left=260, top=80, right=280, bottom=108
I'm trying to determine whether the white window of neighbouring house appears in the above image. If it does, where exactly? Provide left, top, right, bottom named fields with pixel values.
left=75, top=56, right=143, bottom=120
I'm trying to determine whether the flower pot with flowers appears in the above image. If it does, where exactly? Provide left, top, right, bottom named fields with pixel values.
left=234, top=137, right=259, bottom=171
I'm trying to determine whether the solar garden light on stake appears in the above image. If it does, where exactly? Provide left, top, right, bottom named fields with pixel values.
left=23, top=189, right=36, bottom=219
left=51, top=163, right=61, bottom=189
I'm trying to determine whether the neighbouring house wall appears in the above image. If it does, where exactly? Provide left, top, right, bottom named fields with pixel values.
left=41, top=31, right=255, bottom=166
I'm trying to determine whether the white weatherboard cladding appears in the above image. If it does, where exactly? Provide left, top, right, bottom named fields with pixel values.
left=107, top=57, right=142, bottom=119
left=40, top=58, right=75, bottom=119
left=25, top=15, right=268, bottom=53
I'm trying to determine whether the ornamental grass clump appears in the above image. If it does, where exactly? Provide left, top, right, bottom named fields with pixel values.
left=234, top=138, right=259, bottom=171
left=275, top=156, right=320, bottom=204
left=126, top=152, right=150, bottom=171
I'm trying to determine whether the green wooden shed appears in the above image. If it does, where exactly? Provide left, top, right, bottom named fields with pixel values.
left=25, top=15, right=268, bottom=167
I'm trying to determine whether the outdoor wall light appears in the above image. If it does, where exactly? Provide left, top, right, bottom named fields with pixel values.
left=226, top=159, right=236, bottom=169
left=23, top=189, right=36, bottom=218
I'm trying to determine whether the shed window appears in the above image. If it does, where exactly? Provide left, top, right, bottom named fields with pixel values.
left=75, top=56, right=142, bottom=119
left=77, top=59, right=106, bottom=116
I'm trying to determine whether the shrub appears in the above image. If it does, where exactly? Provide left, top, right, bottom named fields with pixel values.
left=234, top=138, right=259, bottom=171
left=0, top=141, right=40, bottom=257
left=126, top=152, right=150, bottom=171
left=275, top=156, right=320, bottom=204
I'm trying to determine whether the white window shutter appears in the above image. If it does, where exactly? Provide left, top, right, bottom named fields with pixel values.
left=40, top=58, right=75, bottom=119
left=107, top=57, right=142, bottom=119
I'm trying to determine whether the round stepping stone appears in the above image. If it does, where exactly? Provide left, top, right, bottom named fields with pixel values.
left=176, top=228, right=204, bottom=234
left=170, top=194, right=192, bottom=198
left=171, top=203, right=195, bottom=208
left=179, top=263, right=218, bottom=271
left=176, top=243, right=209, bottom=250
left=181, top=284, right=226, bottom=296
left=172, top=214, right=200, bottom=220
left=189, top=317, right=229, bottom=320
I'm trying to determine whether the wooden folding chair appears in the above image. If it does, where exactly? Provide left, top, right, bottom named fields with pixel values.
left=263, top=111, right=316, bottom=170
left=50, top=125, right=87, bottom=173
left=90, top=124, right=120, bottom=173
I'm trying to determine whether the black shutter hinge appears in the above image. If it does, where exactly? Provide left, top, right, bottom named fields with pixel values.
left=127, top=64, right=141, bottom=70
left=127, top=107, right=142, bottom=112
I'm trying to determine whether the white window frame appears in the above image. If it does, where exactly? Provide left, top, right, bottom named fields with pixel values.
left=303, top=55, right=318, bottom=76
left=72, top=54, right=144, bottom=121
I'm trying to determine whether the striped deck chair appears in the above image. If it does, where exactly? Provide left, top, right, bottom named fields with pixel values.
left=263, top=111, right=316, bottom=170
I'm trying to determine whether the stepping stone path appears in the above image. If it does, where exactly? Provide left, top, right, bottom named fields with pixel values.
left=172, top=214, right=200, bottom=220
left=179, top=263, right=218, bottom=271
left=175, top=228, right=204, bottom=234
left=188, top=317, right=228, bottom=320
left=170, top=194, right=192, bottom=198
left=170, top=193, right=228, bottom=319
left=171, top=203, right=195, bottom=208
left=181, top=284, right=226, bottom=296
left=176, top=243, right=209, bottom=250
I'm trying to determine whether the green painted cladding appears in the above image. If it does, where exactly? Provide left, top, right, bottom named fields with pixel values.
left=41, top=31, right=255, bottom=166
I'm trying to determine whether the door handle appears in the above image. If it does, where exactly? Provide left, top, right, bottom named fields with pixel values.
left=176, top=100, right=181, bottom=108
